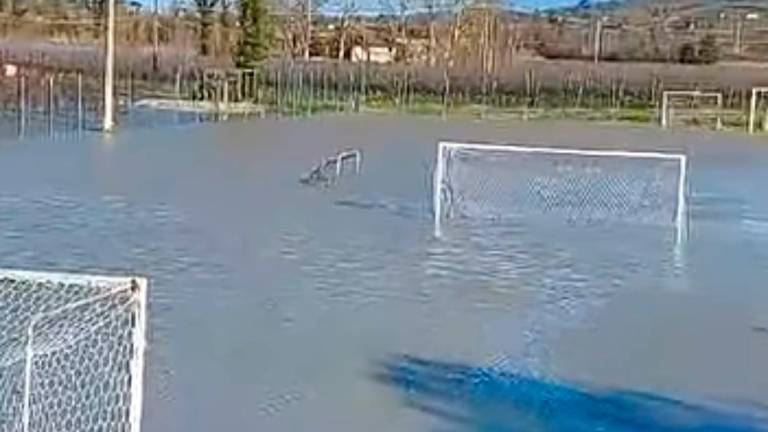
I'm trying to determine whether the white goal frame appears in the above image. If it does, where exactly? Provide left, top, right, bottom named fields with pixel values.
left=333, top=149, right=362, bottom=177
left=748, top=87, right=768, bottom=134
left=433, top=141, right=688, bottom=247
left=0, top=268, right=149, bottom=432
left=661, top=91, right=723, bottom=130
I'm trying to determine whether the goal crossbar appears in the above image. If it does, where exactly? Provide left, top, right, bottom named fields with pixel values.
left=434, top=141, right=688, bottom=247
left=436, top=142, right=686, bottom=161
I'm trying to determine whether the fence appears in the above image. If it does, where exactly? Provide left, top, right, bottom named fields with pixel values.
left=1, top=58, right=767, bottom=138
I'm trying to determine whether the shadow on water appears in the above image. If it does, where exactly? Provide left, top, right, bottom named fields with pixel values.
left=373, top=355, right=768, bottom=432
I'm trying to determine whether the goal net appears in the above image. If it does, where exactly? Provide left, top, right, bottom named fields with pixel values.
left=661, top=91, right=723, bottom=130
left=0, top=269, right=148, bottom=432
left=434, top=142, right=687, bottom=245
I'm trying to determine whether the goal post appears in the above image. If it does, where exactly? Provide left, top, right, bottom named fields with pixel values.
left=434, top=141, right=688, bottom=247
left=0, top=269, right=148, bottom=432
left=661, top=90, right=723, bottom=130
left=748, top=87, right=768, bottom=134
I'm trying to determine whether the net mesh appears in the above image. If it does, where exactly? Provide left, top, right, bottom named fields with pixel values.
left=437, top=145, right=684, bottom=228
left=0, top=271, right=145, bottom=432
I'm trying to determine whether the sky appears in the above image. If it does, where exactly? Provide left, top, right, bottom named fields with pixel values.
left=514, top=0, right=594, bottom=9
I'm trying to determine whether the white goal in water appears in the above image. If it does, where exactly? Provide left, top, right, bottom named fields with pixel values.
left=0, top=269, right=148, bottom=432
left=433, top=141, right=688, bottom=245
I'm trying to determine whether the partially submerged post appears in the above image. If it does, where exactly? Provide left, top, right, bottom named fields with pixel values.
left=175, top=67, right=182, bottom=101
left=77, top=71, right=84, bottom=133
left=17, top=74, right=26, bottom=137
left=222, top=76, right=229, bottom=116
left=47, top=74, right=54, bottom=137
left=127, top=72, right=134, bottom=110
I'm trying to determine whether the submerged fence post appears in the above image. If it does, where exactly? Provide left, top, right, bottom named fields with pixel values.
left=175, top=67, right=182, bottom=101
left=291, top=67, right=298, bottom=116
left=127, top=72, right=134, bottom=110
left=17, top=74, right=26, bottom=138
left=322, top=67, right=328, bottom=105
left=222, top=78, right=229, bottom=117
left=276, top=66, right=282, bottom=115
left=214, top=79, right=220, bottom=120
left=77, top=72, right=84, bottom=133
left=308, top=67, right=314, bottom=116
left=47, top=74, right=54, bottom=137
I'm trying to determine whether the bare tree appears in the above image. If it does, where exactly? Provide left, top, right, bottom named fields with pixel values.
left=424, top=0, right=438, bottom=66
left=333, top=0, right=358, bottom=60
left=152, top=0, right=159, bottom=71
left=379, top=0, right=413, bottom=61
left=304, top=0, right=311, bottom=59
left=275, top=0, right=326, bottom=59
left=194, top=0, right=219, bottom=56
left=441, top=0, right=467, bottom=103
left=219, top=0, right=234, bottom=57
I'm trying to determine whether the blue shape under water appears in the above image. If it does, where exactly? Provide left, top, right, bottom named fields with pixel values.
left=373, top=356, right=768, bottom=432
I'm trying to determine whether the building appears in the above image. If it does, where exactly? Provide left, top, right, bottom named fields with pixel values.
left=351, top=45, right=396, bottom=63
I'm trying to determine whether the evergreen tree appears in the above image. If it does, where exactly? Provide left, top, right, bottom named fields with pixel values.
left=236, top=0, right=271, bottom=68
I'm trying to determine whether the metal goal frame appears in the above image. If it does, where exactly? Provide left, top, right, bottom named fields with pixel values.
left=433, top=141, right=688, bottom=247
left=0, top=269, right=149, bottom=432
left=661, top=90, right=723, bottom=130
left=748, top=87, right=768, bottom=134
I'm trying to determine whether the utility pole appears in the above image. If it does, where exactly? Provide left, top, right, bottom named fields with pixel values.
left=594, top=16, right=603, bottom=64
left=428, top=0, right=436, bottom=66
left=152, top=0, right=159, bottom=73
left=103, top=0, right=115, bottom=132
left=734, top=14, right=744, bottom=55
left=305, top=0, right=312, bottom=60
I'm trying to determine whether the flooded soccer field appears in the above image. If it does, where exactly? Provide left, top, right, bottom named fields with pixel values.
left=1, top=115, right=767, bottom=431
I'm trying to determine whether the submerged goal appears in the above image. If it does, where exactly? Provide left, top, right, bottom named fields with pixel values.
left=0, top=269, right=148, bottom=432
left=433, top=141, right=688, bottom=245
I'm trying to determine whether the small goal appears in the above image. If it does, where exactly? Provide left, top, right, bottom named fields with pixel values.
left=433, top=141, right=688, bottom=245
left=0, top=269, right=148, bottom=432
left=748, top=87, right=768, bottom=134
left=661, top=90, right=723, bottom=130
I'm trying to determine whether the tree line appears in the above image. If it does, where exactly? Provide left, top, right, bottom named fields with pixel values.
left=1, top=0, right=761, bottom=76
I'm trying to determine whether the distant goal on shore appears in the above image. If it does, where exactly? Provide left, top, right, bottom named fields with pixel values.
left=433, top=141, right=688, bottom=246
left=0, top=269, right=148, bottom=432
left=661, top=90, right=723, bottom=130
left=749, top=87, right=768, bottom=134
